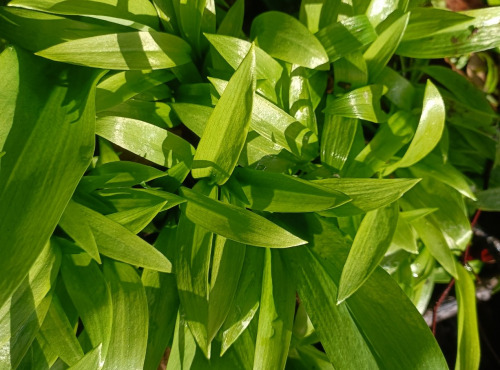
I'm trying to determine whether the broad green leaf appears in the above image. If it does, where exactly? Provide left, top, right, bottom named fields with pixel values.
left=69, top=345, right=103, bottom=370
left=36, top=296, right=84, bottom=366
left=18, top=338, right=55, bottom=370
left=192, top=44, right=255, bottom=185
left=398, top=8, right=500, bottom=58
left=78, top=161, right=168, bottom=192
left=403, top=8, right=473, bottom=41
left=61, top=254, right=112, bottom=363
left=476, top=187, right=500, bottom=211
left=167, top=314, right=198, bottom=370
left=332, top=51, right=368, bottom=90
left=299, top=0, right=322, bottom=33
left=282, top=214, right=448, bottom=369
left=8, top=0, right=160, bottom=30
left=220, top=247, right=264, bottom=356
left=319, top=0, right=341, bottom=29
left=217, top=0, right=244, bottom=36
left=230, top=167, right=351, bottom=212
left=253, top=249, right=295, bottom=370
left=102, top=260, right=148, bottom=370
left=383, top=81, right=445, bottom=174
left=323, top=85, right=388, bottom=123
left=389, top=215, right=419, bottom=254
left=37, top=31, right=192, bottom=70
left=321, top=114, right=358, bottom=170
left=0, top=294, right=52, bottom=369
left=207, top=234, right=245, bottom=343
left=455, top=262, right=480, bottom=370
left=443, top=96, right=498, bottom=137
left=314, top=178, right=419, bottom=216
left=152, top=0, right=179, bottom=34
left=63, top=200, right=172, bottom=272
left=177, top=0, right=210, bottom=56
left=250, top=11, right=329, bottom=69
left=376, top=66, right=416, bottom=110
left=175, top=182, right=216, bottom=358
left=337, top=202, right=399, bottom=302
left=0, top=7, right=130, bottom=52
left=205, top=34, right=282, bottom=86
left=142, top=225, right=180, bottom=370
left=96, top=70, right=175, bottom=112
left=289, top=65, right=318, bottom=134
left=421, top=65, right=493, bottom=113
left=96, top=116, right=194, bottom=168
left=316, top=15, right=377, bottom=62
left=0, top=242, right=60, bottom=346
left=211, top=78, right=319, bottom=160
left=0, top=47, right=99, bottom=308
left=180, top=185, right=307, bottom=248
left=410, top=154, right=476, bottom=200
left=363, top=13, right=410, bottom=81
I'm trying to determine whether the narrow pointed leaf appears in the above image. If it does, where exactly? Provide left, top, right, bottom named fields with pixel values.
left=0, top=47, right=99, bottom=308
left=102, top=260, right=148, bottom=370
left=337, top=202, right=399, bottom=303
left=192, top=45, right=255, bottom=185
left=69, top=345, right=103, bottom=370
left=253, top=249, right=295, bottom=370
left=180, top=186, right=307, bottom=248
left=63, top=200, right=172, bottom=272
left=230, top=167, right=351, bottom=212
left=37, top=31, right=192, bottom=70
left=321, top=115, right=358, bottom=170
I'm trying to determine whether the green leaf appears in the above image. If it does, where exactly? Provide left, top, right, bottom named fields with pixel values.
left=383, top=80, right=445, bottom=174
left=0, top=7, right=130, bottom=52
left=321, top=114, right=358, bottom=170
left=96, top=70, right=175, bottom=112
left=63, top=200, right=172, bottom=272
left=253, top=249, right=295, bottom=370
left=250, top=11, right=329, bottom=69
left=314, top=178, right=419, bottom=217
left=316, top=15, right=377, bottom=62
left=337, top=202, right=399, bottom=303
left=102, top=260, right=149, bottom=370
left=69, top=345, right=103, bottom=370
left=180, top=185, right=307, bottom=248
left=8, top=0, right=160, bottom=30
left=192, top=44, right=255, bottom=185
left=210, top=78, right=320, bottom=160
left=323, top=85, right=388, bottom=123
left=376, top=67, right=416, bottom=110
left=397, top=8, right=500, bottom=58
left=0, top=47, right=99, bottom=308
left=217, top=0, right=245, bottom=36
left=289, top=65, right=318, bottom=134
left=37, top=31, right=192, bottom=70
left=455, top=263, right=480, bottom=370
left=175, top=182, right=216, bottom=358
left=36, top=295, right=84, bottom=366
left=220, top=247, right=264, bottom=356
left=363, top=13, right=410, bottom=81
left=476, top=187, right=500, bottom=211
left=96, top=116, right=194, bottom=168
left=61, top=253, right=112, bottom=362
left=229, top=167, right=350, bottom=212
left=142, top=225, right=180, bottom=370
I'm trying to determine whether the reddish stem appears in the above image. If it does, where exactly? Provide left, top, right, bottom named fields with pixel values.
left=432, top=279, right=456, bottom=335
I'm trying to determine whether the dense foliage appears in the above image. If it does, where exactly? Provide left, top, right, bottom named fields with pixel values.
left=0, top=0, right=499, bottom=369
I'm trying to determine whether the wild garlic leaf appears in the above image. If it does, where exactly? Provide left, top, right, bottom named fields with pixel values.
left=316, top=15, right=377, bottom=62
left=192, top=44, right=255, bottom=185
left=229, top=167, right=351, bottom=213
left=102, top=260, right=149, bottom=370
left=69, top=345, right=104, bottom=370
left=383, top=81, right=445, bottom=175
left=323, top=85, right=388, bottom=123
left=37, top=31, right=192, bottom=70
left=60, top=253, right=113, bottom=364
left=8, top=0, right=160, bottom=31
left=321, top=113, right=358, bottom=170
left=476, top=188, right=500, bottom=211
left=0, top=47, right=99, bottom=308
left=180, top=186, right=307, bottom=248
left=397, top=8, right=500, bottom=58
left=96, top=116, right=195, bottom=169
left=63, top=200, right=172, bottom=273
left=337, top=202, right=399, bottom=303
left=363, top=13, right=410, bottom=81
left=289, top=65, right=318, bottom=134
left=217, top=0, right=245, bottom=36
left=253, top=249, right=295, bottom=370
left=250, top=11, right=329, bottom=69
